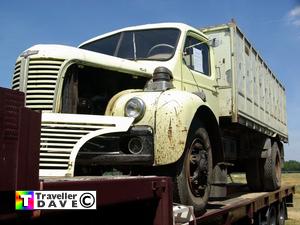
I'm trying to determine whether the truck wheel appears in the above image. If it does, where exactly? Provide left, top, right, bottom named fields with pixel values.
left=174, top=124, right=212, bottom=213
left=264, top=142, right=281, bottom=191
left=266, top=205, right=277, bottom=225
left=278, top=201, right=286, bottom=225
left=246, top=158, right=263, bottom=191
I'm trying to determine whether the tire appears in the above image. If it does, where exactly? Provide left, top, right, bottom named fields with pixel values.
left=278, top=201, right=286, bottom=225
left=174, top=123, right=212, bottom=213
left=264, top=142, right=281, bottom=191
left=266, top=205, right=277, bottom=225
left=246, top=158, right=263, bottom=191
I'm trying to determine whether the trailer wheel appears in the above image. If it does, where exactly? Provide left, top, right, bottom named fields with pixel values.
left=266, top=205, right=277, bottom=225
left=278, top=201, right=286, bottom=225
left=264, top=142, right=281, bottom=191
left=174, top=124, right=212, bottom=213
left=246, top=158, right=263, bottom=191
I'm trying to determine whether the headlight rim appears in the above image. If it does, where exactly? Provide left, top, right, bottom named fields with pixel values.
left=124, top=97, right=146, bottom=122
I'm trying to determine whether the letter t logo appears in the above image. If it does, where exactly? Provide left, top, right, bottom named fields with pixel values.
left=20, top=194, right=32, bottom=207
left=16, top=191, right=34, bottom=210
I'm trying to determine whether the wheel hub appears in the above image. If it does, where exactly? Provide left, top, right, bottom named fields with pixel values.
left=188, top=138, right=209, bottom=197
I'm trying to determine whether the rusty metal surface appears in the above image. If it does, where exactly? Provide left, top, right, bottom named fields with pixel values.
left=0, top=88, right=41, bottom=222
left=16, top=107, right=41, bottom=190
left=41, top=176, right=173, bottom=225
left=0, top=87, right=24, bottom=191
left=196, top=185, right=295, bottom=224
left=0, top=88, right=41, bottom=191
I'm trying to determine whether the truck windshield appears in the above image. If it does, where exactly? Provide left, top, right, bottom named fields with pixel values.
left=80, top=28, right=180, bottom=61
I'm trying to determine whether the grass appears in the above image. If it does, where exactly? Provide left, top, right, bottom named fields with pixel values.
left=229, top=172, right=299, bottom=225
left=282, top=173, right=300, bottom=225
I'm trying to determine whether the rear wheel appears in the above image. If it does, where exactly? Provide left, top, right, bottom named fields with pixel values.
left=264, top=142, right=281, bottom=191
left=246, top=141, right=282, bottom=191
left=174, top=124, right=212, bottom=213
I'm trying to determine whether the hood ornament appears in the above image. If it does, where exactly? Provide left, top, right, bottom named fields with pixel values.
left=20, top=50, right=39, bottom=58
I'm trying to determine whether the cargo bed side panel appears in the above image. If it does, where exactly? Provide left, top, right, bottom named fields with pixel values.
left=203, top=24, right=288, bottom=140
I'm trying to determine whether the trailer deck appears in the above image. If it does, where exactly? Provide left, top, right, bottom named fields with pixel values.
left=0, top=174, right=295, bottom=224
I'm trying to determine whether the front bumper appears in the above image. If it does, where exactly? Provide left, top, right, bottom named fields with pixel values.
left=76, top=126, right=154, bottom=166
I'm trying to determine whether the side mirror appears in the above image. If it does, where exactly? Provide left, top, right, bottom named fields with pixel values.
left=183, top=47, right=193, bottom=56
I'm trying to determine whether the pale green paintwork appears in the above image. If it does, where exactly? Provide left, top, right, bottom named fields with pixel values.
left=108, top=90, right=210, bottom=165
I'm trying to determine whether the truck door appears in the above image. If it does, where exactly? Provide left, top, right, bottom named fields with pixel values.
left=181, top=32, right=219, bottom=114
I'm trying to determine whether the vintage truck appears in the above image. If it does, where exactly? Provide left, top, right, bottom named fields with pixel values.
left=11, top=22, right=288, bottom=212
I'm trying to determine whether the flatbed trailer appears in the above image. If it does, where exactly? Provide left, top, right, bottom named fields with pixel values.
left=38, top=177, right=294, bottom=225
left=0, top=175, right=295, bottom=225
left=0, top=88, right=295, bottom=225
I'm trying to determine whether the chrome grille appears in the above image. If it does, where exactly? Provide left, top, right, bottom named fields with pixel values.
left=26, top=58, right=64, bottom=111
left=12, top=61, right=21, bottom=90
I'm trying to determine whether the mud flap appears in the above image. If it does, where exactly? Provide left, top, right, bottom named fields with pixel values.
left=209, top=162, right=231, bottom=199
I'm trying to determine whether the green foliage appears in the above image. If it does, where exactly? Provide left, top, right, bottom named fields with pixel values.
left=283, top=160, right=300, bottom=172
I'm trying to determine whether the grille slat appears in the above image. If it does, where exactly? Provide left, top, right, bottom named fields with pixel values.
left=27, top=84, right=56, bottom=88
left=12, top=79, right=20, bottom=84
left=42, top=123, right=107, bottom=129
left=41, top=137, right=78, bottom=143
left=41, top=133, right=85, bottom=138
left=40, top=158, right=70, bottom=162
left=27, top=79, right=57, bottom=84
left=29, top=59, right=64, bottom=65
left=40, top=148, right=73, bottom=152
left=26, top=100, right=54, bottom=104
left=29, top=65, right=62, bottom=69
left=40, top=153, right=71, bottom=157
left=26, top=105, right=55, bottom=109
left=12, top=61, right=21, bottom=91
left=40, top=163, right=69, bottom=168
left=41, top=128, right=90, bottom=134
left=27, top=75, right=58, bottom=79
left=27, top=90, right=55, bottom=94
left=12, top=82, right=20, bottom=89
left=26, top=95, right=54, bottom=99
left=28, top=70, right=61, bottom=75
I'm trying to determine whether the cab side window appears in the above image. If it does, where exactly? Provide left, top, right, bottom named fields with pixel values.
left=183, top=36, right=210, bottom=76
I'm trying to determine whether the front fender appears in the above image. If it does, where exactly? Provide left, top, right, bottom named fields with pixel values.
left=108, top=89, right=215, bottom=166
left=154, top=90, right=208, bottom=165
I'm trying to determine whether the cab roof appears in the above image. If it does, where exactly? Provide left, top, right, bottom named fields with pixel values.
left=78, top=22, right=206, bottom=47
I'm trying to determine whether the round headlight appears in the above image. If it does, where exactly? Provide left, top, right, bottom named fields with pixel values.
left=124, top=97, right=145, bottom=121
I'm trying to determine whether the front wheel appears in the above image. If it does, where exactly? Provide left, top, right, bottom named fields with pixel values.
left=174, top=124, right=212, bottom=213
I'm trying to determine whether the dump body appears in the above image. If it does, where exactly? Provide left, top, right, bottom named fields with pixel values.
left=202, top=23, right=288, bottom=142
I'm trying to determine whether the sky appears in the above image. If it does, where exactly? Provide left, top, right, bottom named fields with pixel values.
left=0, top=0, right=299, bottom=161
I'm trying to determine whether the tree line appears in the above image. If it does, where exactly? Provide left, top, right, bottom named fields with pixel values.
left=283, top=160, right=300, bottom=172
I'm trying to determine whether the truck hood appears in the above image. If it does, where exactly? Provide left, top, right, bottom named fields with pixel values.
left=20, top=44, right=175, bottom=77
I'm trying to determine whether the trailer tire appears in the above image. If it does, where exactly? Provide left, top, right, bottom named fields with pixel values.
left=246, top=158, right=263, bottom=191
left=278, top=201, right=286, bottom=225
left=264, top=142, right=281, bottom=191
left=174, top=123, right=212, bottom=214
left=266, top=205, right=277, bottom=225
